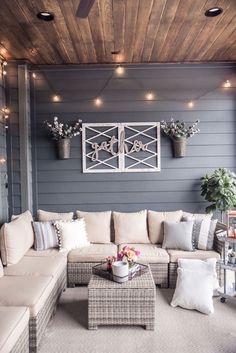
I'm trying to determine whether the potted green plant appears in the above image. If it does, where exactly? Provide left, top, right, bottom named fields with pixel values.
left=228, top=250, right=236, bottom=265
left=160, top=118, right=200, bottom=157
left=200, top=168, right=236, bottom=222
left=44, top=117, right=82, bottom=159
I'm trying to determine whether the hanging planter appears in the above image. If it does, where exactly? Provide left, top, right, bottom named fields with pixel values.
left=161, top=118, right=200, bottom=158
left=57, top=138, right=71, bottom=159
left=172, top=137, right=187, bottom=158
left=44, top=116, right=82, bottom=160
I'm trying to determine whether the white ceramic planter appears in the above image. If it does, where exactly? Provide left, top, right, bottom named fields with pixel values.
left=112, top=261, right=129, bottom=283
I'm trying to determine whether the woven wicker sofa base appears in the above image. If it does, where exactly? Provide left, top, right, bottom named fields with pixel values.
left=67, top=262, right=168, bottom=288
left=29, top=268, right=67, bottom=353
left=10, top=325, right=29, bottom=353
left=168, top=262, right=223, bottom=288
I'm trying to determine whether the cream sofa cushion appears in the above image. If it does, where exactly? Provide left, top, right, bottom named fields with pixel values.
left=0, top=210, right=34, bottom=266
left=25, top=248, right=67, bottom=257
left=148, top=210, right=183, bottom=244
left=4, top=255, right=66, bottom=282
left=0, top=258, right=3, bottom=277
left=76, top=211, right=111, bottom=243
left=113, top=210, right=149, bottom=244
left=0, top=306, right=29, bottom=353
left=68, top=243, right=117, bottom=263
left=167, top=249, right=220, bottom=263
left=118, top=243, right=169, bottom=263
left=0, top=275, right=54, bottom=316
left=182, top=212, right=212, bottom=220
left=37, top=209, right=73, bottom=221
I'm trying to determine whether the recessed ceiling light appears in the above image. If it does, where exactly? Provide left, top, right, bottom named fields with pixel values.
left=205, top=7, right=223, bottom=17
left=37, top=11, right=54, bottom=21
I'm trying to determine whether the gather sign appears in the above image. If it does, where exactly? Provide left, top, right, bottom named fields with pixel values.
left=82, top=122, right=160, bottom=173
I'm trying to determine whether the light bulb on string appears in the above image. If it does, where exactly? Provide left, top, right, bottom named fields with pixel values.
left=188, top=101, right=194, bottom=108
left=146, top=91, right=154, bottom=100
left=116, top=65, right=125, bottom=75
left=223, top=80, right=231, bottom=88
left=94, top=97, right=102, bottom=107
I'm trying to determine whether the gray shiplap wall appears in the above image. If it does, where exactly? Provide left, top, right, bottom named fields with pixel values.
left=0, top=71, right=8, bottom=222
left=8, top=63, right=236, bottom=216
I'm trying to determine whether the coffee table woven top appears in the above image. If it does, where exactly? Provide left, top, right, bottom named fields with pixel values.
left=88, top=266, right=155, bottom=289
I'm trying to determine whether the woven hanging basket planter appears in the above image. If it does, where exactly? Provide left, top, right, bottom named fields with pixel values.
left=57, top=138, right=71, bottom=159
left=172, top=137, right=187, bottom=158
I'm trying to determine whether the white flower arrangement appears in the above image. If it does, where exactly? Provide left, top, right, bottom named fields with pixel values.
left=44, top=116, right=82, bottom=140
left=161, top=118, right=200, bottom=139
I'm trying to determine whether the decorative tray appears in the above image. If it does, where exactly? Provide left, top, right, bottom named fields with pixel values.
left=92, top=262, right=148, bottom=283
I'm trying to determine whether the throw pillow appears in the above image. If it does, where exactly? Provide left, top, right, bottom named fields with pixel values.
left=76, top=211, right=111, bottom=243
left=32, top=221, right=59, bottom=251
left=0, top=258, right=4, bottom=277
left=113, top=210, right=149, bottom=245
left=182, top=212, right=212, bottom=221
left=54, top=219, right=90, bottom=252
left=0, top=211, right=34, bottom=266
left=148, top=210, right=183, bottom=244
left=162, top=221, right=194, bottom=251
left=183, top=215, right=217, bottom=250
left=178, top=258, right=219, bottom=290
left=171, top=268, right=215, bottom=314
left=37, top=209, right=74, bottom=222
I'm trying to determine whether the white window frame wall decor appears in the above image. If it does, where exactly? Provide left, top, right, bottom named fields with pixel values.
left=82, top=122, right=161, bottom=173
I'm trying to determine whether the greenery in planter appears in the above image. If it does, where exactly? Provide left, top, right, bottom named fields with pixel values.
left=44, top=116, right=82, bottom=140
left=160, top=118, right=200, bottom=139
left=200, top=168, right=236, bottom=222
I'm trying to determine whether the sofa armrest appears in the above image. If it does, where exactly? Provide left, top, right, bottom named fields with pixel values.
left=213, top=221, right=227, bottom=257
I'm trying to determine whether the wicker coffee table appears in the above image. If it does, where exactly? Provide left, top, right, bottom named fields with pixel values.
left=88, top=266, right=156, bottom=330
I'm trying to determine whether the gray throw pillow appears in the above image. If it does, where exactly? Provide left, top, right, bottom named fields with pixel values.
left=162, top=221, right=194, bottom=251
left=32, top=221, right=59, bottom=251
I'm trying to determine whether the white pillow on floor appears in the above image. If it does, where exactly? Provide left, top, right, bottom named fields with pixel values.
left=171, top=268, right=215, bottom=315
left=178, top=258, right=219, bottom=293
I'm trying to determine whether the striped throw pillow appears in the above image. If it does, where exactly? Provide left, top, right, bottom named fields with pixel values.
left=32, top=221, right=59, bottom=251
left=193, top=218, right=218, bottom=250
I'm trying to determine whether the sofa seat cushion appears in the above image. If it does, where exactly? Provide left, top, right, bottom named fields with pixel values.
left=118, top=243, right=169, bottom=263
left=0, top=275, right=54, bottom=316
left=25, top=248, right=68, bottom=257
left=0, top=306, right=29, bottom=353
left=167, top=249, right=220, bottom=263
left=68, top=243, right=117, bottom=263
left=4, top=255, right=66, bottom=281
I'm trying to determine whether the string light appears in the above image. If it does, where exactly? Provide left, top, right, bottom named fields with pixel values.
left=52, top=95, right=61, bottom=102
left=0, top=157, right=6, bottom=164
left=116, top=65, right=125, bottom=75
left=94, top=97, right=102, bottom=106
left=223, top=80, right=231, bottom=88
left=0, top=58, right=7, bottom=76
left=32, top=73, right=37, bottom=79
left=146, top=91, right=154, bottom=100
left=1, top=106, right=10, bottom=129
left=188, top=101, right=194, bottom=108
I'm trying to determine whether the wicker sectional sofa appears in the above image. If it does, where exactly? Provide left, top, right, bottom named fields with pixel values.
left=0, top=209, right=225, bottom=353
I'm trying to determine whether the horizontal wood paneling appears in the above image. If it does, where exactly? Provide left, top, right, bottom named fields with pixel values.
left=24, top=63, right=236, bottom=216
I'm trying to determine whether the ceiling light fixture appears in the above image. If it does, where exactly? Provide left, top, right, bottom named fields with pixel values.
left=205, top=7, right=223, bottom=17
left=37, top=11, right=54, bottom=21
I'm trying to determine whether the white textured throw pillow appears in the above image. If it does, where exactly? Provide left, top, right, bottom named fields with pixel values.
left=113, top=210, right=149, bottom=244
left=171, top=268, right=214, bottom=315
left=162, top=221, right=194, bottom=251
left=54, top=219, right=90, bottom=252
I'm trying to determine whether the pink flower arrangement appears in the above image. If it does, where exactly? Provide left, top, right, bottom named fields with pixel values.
left=117, top=245, right=141, bottom=264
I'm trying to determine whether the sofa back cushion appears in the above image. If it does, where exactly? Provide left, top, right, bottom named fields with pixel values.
left=0, top=258, right=3, bottom=277
left=0, top=210, right=34, bottom=266
left=32, top=221, right=59, bottom=251
left=113, top=210, right=149, bottom=244
left=76, top=211, right=111, bottom=243
left=37, top=209, right=74, bottom=222
left=148, top=210, right=183, bottom=244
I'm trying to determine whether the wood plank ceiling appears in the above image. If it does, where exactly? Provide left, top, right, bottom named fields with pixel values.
left=0, top=0, right=235, bottom=65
